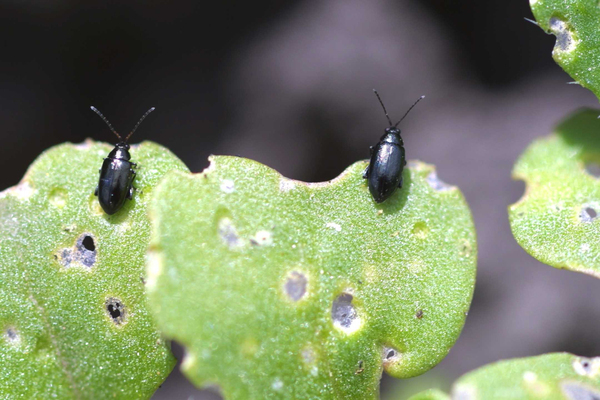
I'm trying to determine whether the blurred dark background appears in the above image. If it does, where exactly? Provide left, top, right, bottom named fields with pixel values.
left=2, top=1, right=600, bottom=399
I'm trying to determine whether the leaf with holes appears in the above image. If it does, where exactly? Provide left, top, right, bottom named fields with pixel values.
left=530, top=0, right=600, bottom=101
left=147, top=156, right=477, bottom=399
left=409, top=353, right=600, bottom=399
left=509, top=109, right=600, bottom=277
left=0, top=140, right=187, bottom=398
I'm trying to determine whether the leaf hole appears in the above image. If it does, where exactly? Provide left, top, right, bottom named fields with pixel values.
left=580, top=206, right=598, bottom=223
left=82, top=235, right=95, bottom=252
left=382, top=346, right=401, bottom=368
left=331, top=292, right=361, bottom=333
left=549, top=17, right=576, bottom=52
left=355, top=360, right=364, bottom=375
left=4, top=327, right=20, bottom=344
left=76, top=233, right=97, bottom=267
left=285, top=271, right=307, bottom=302
left=573, top=357, right=599, bottom=376
left=105, top=297, right=126, bottom=325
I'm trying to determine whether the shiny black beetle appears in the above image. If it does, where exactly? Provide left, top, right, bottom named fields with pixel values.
left=363, top=90, right=424, bottom=203
left=91, top=106, right=155, bottom=215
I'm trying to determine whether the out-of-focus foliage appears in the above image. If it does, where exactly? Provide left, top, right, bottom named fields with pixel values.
left=510, top=109, right=600, bottom=278
left=410, top=353, right=600, bottom=399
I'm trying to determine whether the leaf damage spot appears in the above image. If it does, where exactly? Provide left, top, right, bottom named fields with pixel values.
left=271, top=378, right=284, bottom=391
left=0, top=181, right=35, bottom=200
left=427, top=171, right=453, bottom=191
left=523, top=370, right=551, bottom=396
left=279, top=178, right=296, bottom=192
left=105, top=297, right=126, bottom=325
left=573, top=357, right=600, bottom=377
left=382, top=347, right=400, bottom=365
left=412, top=221, right=428, bottom=239
left=4, top=327, right=20, bottom=345
left=355, top=360, right=365, bottom=375
left=301, top=345, right=316, bottom=366
left=218, top=218, right=243, bottom=248
left=49, top=188, right=68, bottom=208
left=460, top=239, right=473, bottom=258
left=408, top=258, right=427, bottom=274
left=326, top=222, right=342, bottom=232
left=240, top=337, right=259, bottom=357
left=561, top=381, right=600, bottom=400
left=57, top=233, right=97, bottom=269
left=284, top=271, right=307, bottom=302
left=549, top=17, right=577, bottom=53
left=331, top=292, right=361, bottom=334
left=88, top=194, right=104, bottom=215
left=580, top=205, right=598, bottom=223
left=250, top=230, right=273, bottom=246
left=220, top=179, right=235, bottom=194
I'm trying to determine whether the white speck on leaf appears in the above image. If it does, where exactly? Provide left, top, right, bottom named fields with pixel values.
left=326, top=222, right=342, bottom=232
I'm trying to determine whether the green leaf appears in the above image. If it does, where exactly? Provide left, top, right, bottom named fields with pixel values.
left=0, top=140, right=187, bottom=399
left=411, top=353, right=600, bottom=399
left=147, top=156, right=477, bottom=399
left=530, top=0, right=600, bottom=100
left=509, top=109, right=600, bottom=277
left=406, top=388, right=450, bottom=400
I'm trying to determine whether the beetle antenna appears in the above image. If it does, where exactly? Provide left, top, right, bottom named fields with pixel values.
left=125, top=107, right=155, bottom=142
left=90, top=106, right=122, bottom=141
left=373, top=89, right=393, bottom=127
left=394, top=95, right=425, bottom=128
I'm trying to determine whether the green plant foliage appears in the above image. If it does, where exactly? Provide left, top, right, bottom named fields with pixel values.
left=406, top=388, right=450, bottom=400
left=148, top=156, right=477, bottom=399
left=509, top=109, right=600, bottom=277
left=0, top=140, right=187, bottom=399
left=530, top=0, right=600, bottom=100
left=410, top=353, right=600, bottom=399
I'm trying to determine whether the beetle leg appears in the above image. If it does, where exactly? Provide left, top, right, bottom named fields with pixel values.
left=398, top=176, right=403, bottom=188
left=128, top=185, right=134, bottom=200
left=363, top=166, right=369, bottom=179
left=369, top=146, right=374, bottom=155
left=94, top=186, right=98, bottom=196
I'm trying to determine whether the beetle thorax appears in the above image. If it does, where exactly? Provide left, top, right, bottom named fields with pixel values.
left=380, top=128, right=403, bottom=145
left=108, top=143, right=131, bottom=161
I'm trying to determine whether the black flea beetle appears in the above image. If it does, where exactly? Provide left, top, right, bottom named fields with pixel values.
left=91, top=106, right=155, bottom=215
left=363, top=90, right=424, bottom=203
